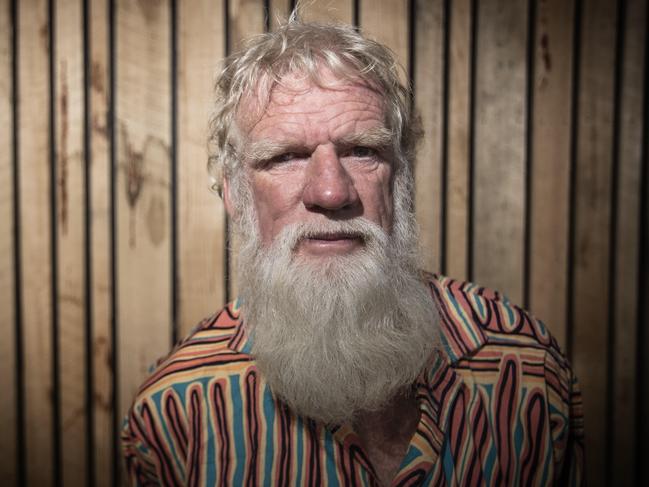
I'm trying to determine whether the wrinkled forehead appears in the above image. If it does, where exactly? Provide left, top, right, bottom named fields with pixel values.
left=234, top=68, right=386, bottom=137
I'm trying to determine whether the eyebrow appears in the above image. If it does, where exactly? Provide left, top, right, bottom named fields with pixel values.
left=336, top=126, right=393, bottom=150
left=242, top=126, right=394, bottom=168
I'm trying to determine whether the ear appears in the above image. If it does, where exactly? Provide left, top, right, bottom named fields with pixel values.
left=222, top=177, right=235, bottom=218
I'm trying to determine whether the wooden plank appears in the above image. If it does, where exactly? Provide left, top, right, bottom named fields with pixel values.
left=177, top=0, right=226, bottom=338
left=229, top=0, right=265, bottom=52
left=359, top=0, right=409, bottom=82
left=301, top=0, right=353, bottom=24
left=571, top=0, right=617, bottom=485
left=116, top=0, right=172, bottom=429
left=473, top=0, right=527, bottom=304
left=227, top=0, right=266, bottom=299
left=611, top=0, right=646, bottom=483
left=528, top=0, right=574, bottom=346
left=88, top=0, right=113, bottom=485
left=54, top=1, right=87, bottom=485
left=0, top=0, right=17, bottom=483
left=445, top=0, right=471, bottom=281
left=413, top=0, right=444, bottom=272
left=267, top=0, right=291, bottom=30
left=642, top=137, right=649, bottom=486
left=17, top=0, right=55, bottom=485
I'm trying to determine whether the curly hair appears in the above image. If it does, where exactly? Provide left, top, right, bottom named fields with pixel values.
left=207, top=16, right=422, bottom=201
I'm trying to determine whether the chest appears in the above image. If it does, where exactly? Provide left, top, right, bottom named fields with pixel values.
left=154, top=362, right=558, bottom=486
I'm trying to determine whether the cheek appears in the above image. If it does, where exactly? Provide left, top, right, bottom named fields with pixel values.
left=250, top=176, right=303, bottom=241
left=360, top=168, right=394, bottom=229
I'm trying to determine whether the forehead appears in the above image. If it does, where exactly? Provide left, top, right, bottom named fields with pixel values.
left=236, top=70, right=387, bottom=140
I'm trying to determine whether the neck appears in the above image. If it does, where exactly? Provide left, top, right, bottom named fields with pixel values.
left=353, top=392, right=421, bottom=486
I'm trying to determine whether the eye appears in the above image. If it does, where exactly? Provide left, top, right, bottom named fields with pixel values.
left=349, top=146, right=377, bottom=158
left=267, top=152, right=307, bottom=164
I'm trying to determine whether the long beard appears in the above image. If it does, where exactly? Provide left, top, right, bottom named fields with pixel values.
left=235, top=207, right=440, bottom=425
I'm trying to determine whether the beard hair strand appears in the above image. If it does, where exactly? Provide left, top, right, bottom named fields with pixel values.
left=236, top=211, right=441, bottom=425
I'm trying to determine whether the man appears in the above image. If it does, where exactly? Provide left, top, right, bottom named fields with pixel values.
left=122, top=19, right=584, bottom=486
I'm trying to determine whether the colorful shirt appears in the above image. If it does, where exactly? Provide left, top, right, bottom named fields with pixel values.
left=122, top=275, right=584, bottom=486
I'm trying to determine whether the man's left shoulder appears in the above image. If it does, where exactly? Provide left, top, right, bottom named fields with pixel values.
left=424, top=273, right=571, bottom=372
left=424, top=273, right=585, bottom=484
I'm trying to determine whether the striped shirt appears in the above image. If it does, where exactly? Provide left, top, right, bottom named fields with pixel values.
left=122, top=275, right=584, bottom=486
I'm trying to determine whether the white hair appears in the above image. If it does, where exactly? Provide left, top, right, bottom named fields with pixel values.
left=208, top=17, right=422, bottom=199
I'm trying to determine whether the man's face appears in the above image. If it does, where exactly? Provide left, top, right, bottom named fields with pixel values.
left=235, top=71, right=394, bottom=258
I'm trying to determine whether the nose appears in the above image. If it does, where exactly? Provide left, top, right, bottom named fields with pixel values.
left=302, top=145, right=360, bottom=213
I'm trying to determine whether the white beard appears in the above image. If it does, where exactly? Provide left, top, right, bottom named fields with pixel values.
left=235, top=209, right=441, bottom=425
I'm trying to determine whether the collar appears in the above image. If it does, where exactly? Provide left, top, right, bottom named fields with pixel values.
left=427, top=274, right=489, bottom=362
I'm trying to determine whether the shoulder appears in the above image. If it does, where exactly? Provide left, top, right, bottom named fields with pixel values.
left=425, top=273, right=568, bottom=365
left=424, top=274, right=585, bottom=485
left=130, top=300, right=252, bottom=410
left=426, top=273, right=578, bottom=410
left=425, top=274, right=584, bottom=479
left=121, top=302, right=251, bottom=482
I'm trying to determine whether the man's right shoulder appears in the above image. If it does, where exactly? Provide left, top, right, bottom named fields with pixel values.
left=133, top=300, right=252, bottom=402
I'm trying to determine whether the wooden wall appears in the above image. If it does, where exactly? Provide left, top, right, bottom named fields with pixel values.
left=0, top=0, right=647, bottom=486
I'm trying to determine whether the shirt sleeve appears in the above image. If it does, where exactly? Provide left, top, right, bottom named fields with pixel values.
left=120, top=406, right=163, bottom=486
left=547, top=355, right=585, bottom=486
left=559, top=372, right=585, bottom=486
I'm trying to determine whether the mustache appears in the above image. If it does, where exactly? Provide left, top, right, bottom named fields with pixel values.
left=274, top=218, right=388, bottom=252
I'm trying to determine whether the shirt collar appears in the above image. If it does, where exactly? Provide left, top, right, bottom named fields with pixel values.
left=225, top=298, right=253, bottom=354
left=428, top=274, right=489, bottom=362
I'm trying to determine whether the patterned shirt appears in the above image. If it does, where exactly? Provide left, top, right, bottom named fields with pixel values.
left=122, top=275, right=584, bottom=486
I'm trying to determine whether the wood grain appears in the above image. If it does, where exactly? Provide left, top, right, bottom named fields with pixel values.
left=0, top=0, right=16, bottom=483
left=18, top=0, right=54, bottom=485
left=116, top=0, right=172, bottom=433
left=267, top=0, right=291, bottom=30
left=445, top=0, right=471, bottom=281
left=571, top=0, right=617, bottom=485
left=88, top=0, right=113, bottom=485
left=177, top=0, right=226, bottom=338
left=612, top=0, right=646, bottom=483
left=473, top=0, right=527, bottom=304
left=229, top=0, right=266, bottom=52
left=528, top=0, right=574, bottom=346
left=413, top=0, right=444, bottom=272
left=54, top=0, right=87, bottom=485
left=300, top=0, right=353, bottom=24
left=359, top=0, right=409, bottom=83
left=642, top=133, right=649, bottom=486
left=227, top=0, right=266, bottom=300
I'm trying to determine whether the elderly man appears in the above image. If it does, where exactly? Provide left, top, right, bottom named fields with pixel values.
left=122, top=19, right=584, bottom=486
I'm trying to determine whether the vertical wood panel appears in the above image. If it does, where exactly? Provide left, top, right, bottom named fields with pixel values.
left=177, top=0, right=226, bottom=338
left=359, top=0, right=409, bottom=81
left=227, top=0, right=266, bottom=299
left=55, top=0, right=87, bottom=484
left=18, top=0, right=55, bottom=485
left=528, top=0, right=574, bottom=346
left=88, top=0, right=113, bottom=485
left=301, top=0, right=353, bottom=24
left=641, top=96, right=649, bottom=485
left=116, top=0, right=172, bottom=423
left=473, top=0, right=528, bottom=304
left=572, top=0, right=617, bottom=485
left=413, top=0, right=444, bottom=272
left=445, top=0, right=471, bottom=280
left=229, top=0, right=266, bottom=51
left=0, top=0, right=17, bottom=483
left=612, top=0, right=646, bottom=483
left=267, top=0, right=291, bottom=30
